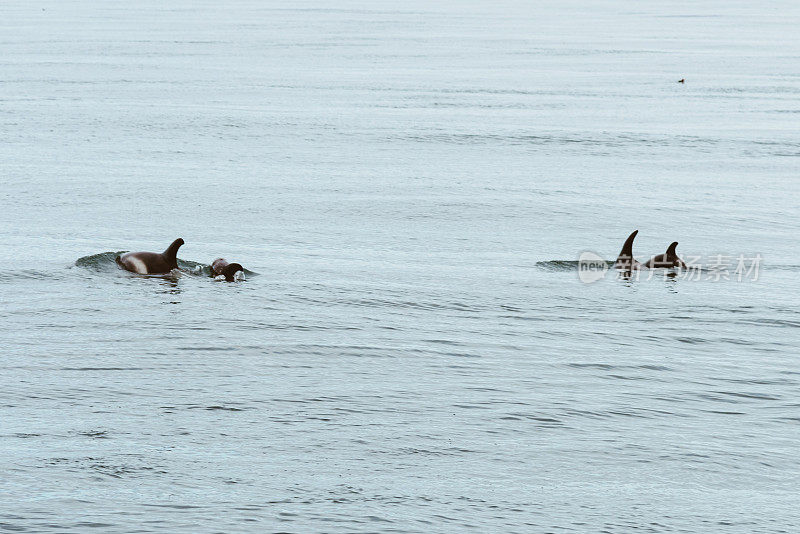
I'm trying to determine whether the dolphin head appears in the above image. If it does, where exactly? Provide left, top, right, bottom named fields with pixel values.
left=223, top=263, right=244, bottom=282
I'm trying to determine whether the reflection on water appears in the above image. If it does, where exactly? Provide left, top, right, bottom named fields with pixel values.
left=157, top=277, right=182, bottom=301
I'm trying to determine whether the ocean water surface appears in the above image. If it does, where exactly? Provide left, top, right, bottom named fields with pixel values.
left=1, top=0, right=800, bottom=532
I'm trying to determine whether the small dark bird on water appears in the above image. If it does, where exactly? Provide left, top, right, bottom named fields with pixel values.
left=678, top=78, right=685, bottom=83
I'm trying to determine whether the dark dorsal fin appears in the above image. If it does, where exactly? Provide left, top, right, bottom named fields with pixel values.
left=614, top=230, right=639, bottom=270
left=162, top=238, right=185, bottom=266
left=618, top=230, right=638, bottom=259
left=666, top=241, right=679, bottom=258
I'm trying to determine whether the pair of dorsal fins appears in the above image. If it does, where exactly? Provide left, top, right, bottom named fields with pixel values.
left=615, top=230, right=685, bottom=269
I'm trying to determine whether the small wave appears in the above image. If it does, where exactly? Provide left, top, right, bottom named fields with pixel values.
left=0, top=269, right=55, bottom=281
left=205, top=405, right=248, bottom=412
left=535, top=260, right=589, bottom=272
left=394, top=131, right=800, bottom=157
left=766, top=264, right=800, bottom=272
left=534, top=259, right=760, bottom=277
left=74, top=251, right=127, bottom=272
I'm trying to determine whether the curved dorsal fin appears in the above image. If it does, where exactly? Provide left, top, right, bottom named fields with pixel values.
left=666, top=241, right=679, bottom=257
left=162, top=238, right=185, bottom=264
left=618, top=230, right=638, bottom=258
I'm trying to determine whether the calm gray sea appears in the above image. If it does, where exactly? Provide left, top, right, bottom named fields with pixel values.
left=2, top=1, right=800, bottom=532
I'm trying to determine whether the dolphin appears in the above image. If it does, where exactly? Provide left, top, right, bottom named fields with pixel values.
left=116, top=238, right=184, bottom=275
left=211, top=258, right=245, bottom=282
left=643, top=241, right=687, bottom=269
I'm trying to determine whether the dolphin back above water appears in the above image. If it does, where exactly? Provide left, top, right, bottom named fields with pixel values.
left=643, top=241, right=687, bottom=269
left=211, top=258, right=245, bottom=282
left=116, top=238, right=184, bottom=275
